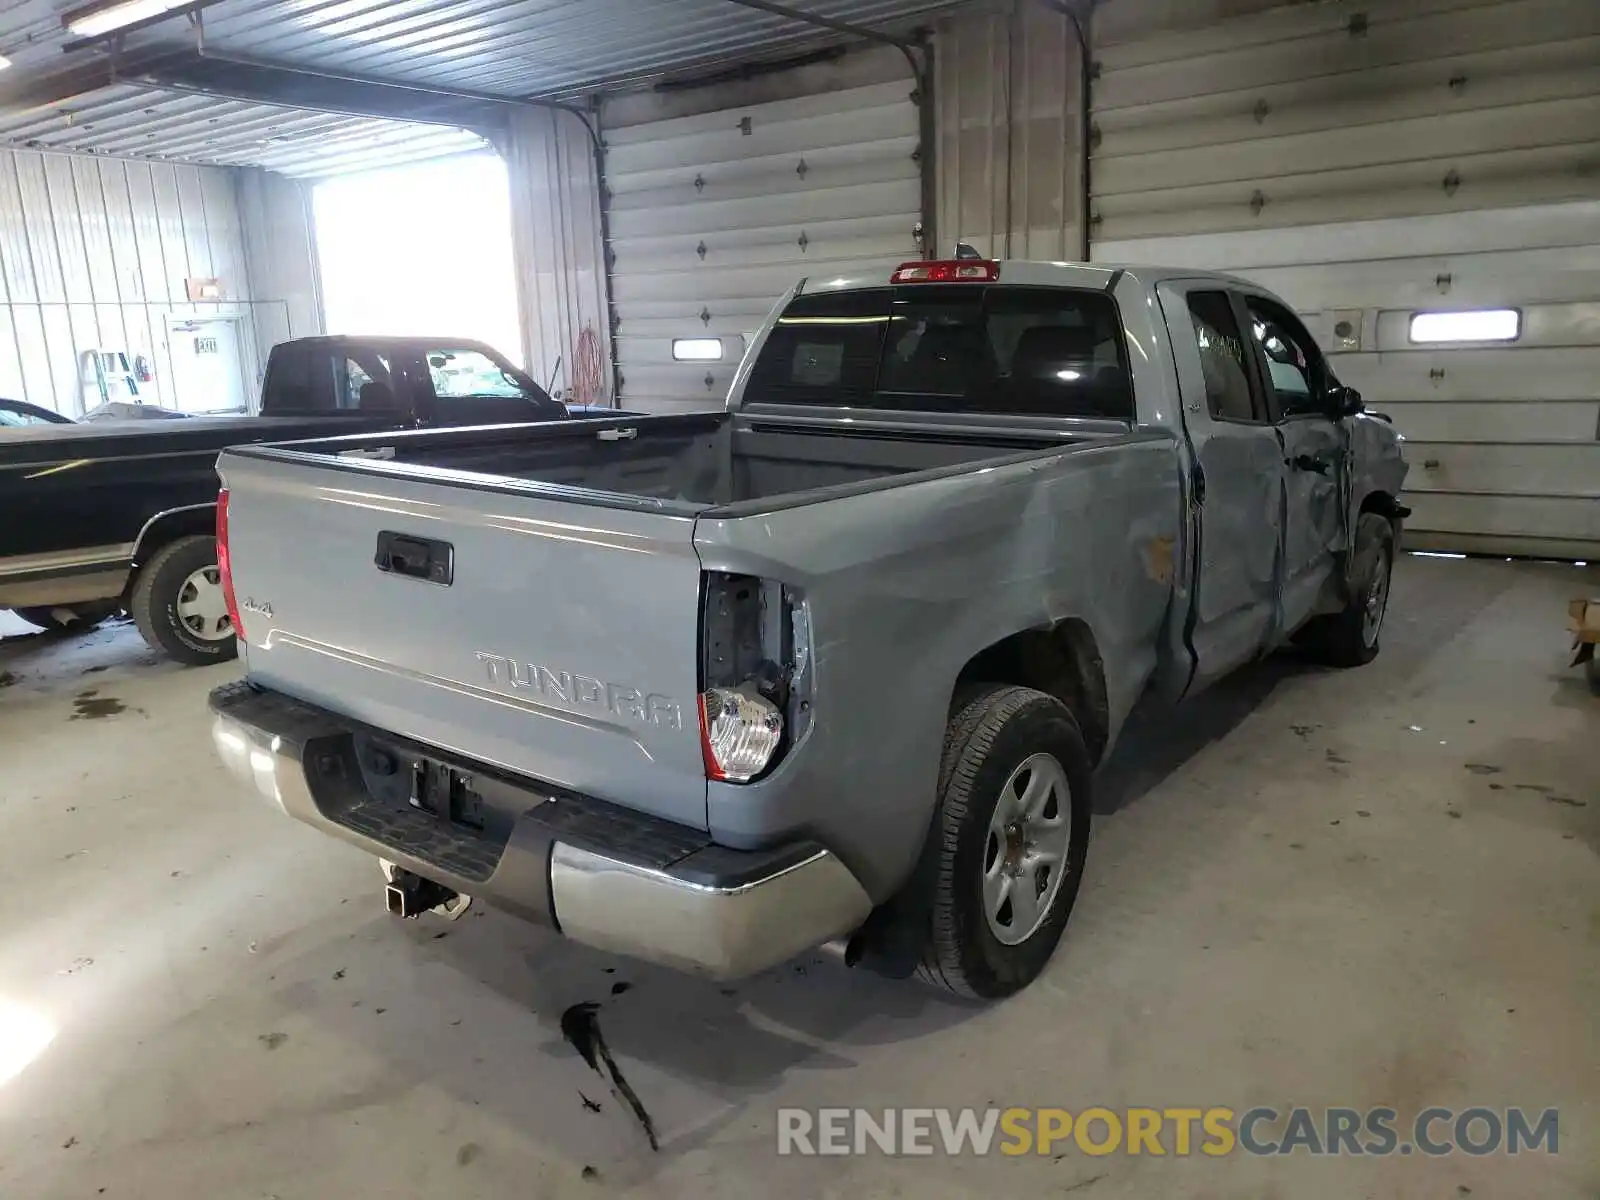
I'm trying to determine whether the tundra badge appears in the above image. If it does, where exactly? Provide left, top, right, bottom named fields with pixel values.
left=474, top=652, right=683, bottom=730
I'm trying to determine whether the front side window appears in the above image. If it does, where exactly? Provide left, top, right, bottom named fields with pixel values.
left=427, top=348, right=530, bottom=400
left=0, top=405, right=46, bottom=426
left=745, top=285, right=1133, bottom=421
left=1243, top=296, right=1326, bottom=418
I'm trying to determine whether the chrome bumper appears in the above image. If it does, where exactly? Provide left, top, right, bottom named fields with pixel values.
left=209, top=682, right=871, bottom=980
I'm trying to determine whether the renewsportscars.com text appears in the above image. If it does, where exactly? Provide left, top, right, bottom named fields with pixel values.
left=776, top=1106, right=1559, bottom=1158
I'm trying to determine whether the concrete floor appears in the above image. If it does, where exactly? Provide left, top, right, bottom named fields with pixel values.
left=0, top=554, right=1595, bottom=1200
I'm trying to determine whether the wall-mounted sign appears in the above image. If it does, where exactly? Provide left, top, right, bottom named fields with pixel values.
left=195, top=337, right=219, bottom=355
left=186, top=277, right=223, bottom=301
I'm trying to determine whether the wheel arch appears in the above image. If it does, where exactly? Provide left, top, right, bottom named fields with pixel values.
left=950, top=618, right=1111, bottom=767
left=130, top=503, right=217, bottom=582
left=1358, top=489, right=1409, bottom=522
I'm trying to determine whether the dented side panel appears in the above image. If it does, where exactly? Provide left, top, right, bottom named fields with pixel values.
left=693, top=433, right=1182, bottom=897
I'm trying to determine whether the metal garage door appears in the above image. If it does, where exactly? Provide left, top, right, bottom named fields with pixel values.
left=602, top=48, right=923, bottom=412
left=1089, top=0, right=1600, bottom=558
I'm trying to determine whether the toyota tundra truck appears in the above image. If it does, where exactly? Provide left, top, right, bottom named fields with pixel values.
left=207, top=261, right=1407, bottom=999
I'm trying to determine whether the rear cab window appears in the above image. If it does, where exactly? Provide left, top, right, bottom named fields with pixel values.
left=744, top=284, right=1133, bottom=421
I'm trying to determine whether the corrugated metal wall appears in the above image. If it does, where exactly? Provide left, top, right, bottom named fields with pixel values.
left=600, top=46, right=924, bottom=411
left=505, top=107, right=613, bottom=406
left=0, top=146, right=274, bottom=416
left=236, top=167, right=324, bottom=384
left=1092, top=0, right=1600, bottom=558
left=934, top=1, right=1086, bottom=261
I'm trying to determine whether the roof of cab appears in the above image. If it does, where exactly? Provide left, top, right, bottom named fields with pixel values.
left=794, top=260, right=1256, bottom=296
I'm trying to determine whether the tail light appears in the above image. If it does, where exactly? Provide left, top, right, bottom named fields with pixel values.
left=891, top=260, right=1000, bottom=283
left=216, top=487, right=244, bottom=641
left=698, top=689, right=783, bottom=782
left=699, top=571, right=813, bottom=784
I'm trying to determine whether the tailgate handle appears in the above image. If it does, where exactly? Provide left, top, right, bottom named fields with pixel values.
left=375, top=531, right=453, bottom=585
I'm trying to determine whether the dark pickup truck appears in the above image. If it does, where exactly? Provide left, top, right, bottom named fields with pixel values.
left=0, top=335, right=585, bottom=663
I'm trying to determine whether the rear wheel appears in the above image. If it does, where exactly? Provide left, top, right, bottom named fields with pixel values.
left=130, top=535, right=238, bottom=666
left=14, top=601, right=119, bottom=632
left=916, top=685, right=1092, bottom=1000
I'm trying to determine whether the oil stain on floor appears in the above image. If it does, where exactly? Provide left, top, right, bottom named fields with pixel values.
left=71, top=689, right=127, bottom=720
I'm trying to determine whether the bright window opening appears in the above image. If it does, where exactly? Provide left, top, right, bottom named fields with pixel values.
left=313, top=154, right=522, bottom=365
left=673, top=338, right=724, bottom=361
left=1408, top=309, right=1521, bottom=344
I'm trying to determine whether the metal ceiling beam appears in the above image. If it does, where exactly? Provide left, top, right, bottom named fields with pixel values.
left=129, top=49, right=519, bottom=135
left=0, top=44, right=188, bottom=117
left=718, top=0, right=918, bottom=49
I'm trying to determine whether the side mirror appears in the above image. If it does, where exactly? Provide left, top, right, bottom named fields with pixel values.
left=1330, top=385, right=1364, bottom=417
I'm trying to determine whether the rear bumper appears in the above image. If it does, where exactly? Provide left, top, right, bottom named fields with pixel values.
left=208, top=681, right=871, bottom=979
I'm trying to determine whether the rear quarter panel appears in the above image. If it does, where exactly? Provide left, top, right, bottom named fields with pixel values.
left=694, top=432, right=1183, bottom=899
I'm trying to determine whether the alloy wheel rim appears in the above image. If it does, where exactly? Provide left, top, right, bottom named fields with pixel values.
left=1362, top=550, right=1391, bottom=648
left=982, top=752, right=1073, bottom=945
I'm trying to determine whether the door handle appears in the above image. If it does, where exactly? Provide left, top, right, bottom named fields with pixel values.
left=375, top=531, right=454, bottom=585
left=1289, top=454, right=1329, bottom=475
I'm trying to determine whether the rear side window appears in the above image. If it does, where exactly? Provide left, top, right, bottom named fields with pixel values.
left=339, top=351, right=396, bottom=410
left=1186, top=292, right=1260, bottom=423
left=745, top=285, right=1132, bottom=420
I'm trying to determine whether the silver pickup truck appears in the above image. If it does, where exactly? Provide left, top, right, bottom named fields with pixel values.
left=208, top=261, right=1407, bottom=999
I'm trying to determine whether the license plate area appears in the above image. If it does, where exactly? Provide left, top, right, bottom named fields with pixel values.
left=408, top=757, right=485, bottom=830
left=349, top=732, right=540, bottom=845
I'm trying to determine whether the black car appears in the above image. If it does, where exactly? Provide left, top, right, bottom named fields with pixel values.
left=0, top=398, right=75, bottom=427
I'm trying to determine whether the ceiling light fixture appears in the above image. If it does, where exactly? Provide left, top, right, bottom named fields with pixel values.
left=0, top=53, right=11, bottom=70
left=63, top=0, right=189, bottom=39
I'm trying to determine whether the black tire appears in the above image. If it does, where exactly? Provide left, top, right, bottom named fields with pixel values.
left=14, top=600, right=119, bottom=632
left=130, top=534, right=238, bottom=666
left=916, top=685, right=1093, bottom=1000
left=1298, top=511, right=1395, bottom=669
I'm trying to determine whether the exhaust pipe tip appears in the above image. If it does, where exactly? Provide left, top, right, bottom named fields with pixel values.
left=819, top=935, right=864, bottom=968
left=385, top=883, right=408, bottom=917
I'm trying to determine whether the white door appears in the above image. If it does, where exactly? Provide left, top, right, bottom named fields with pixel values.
left=168, top=319, right=248, bottom=414
left=1089, top=0, right=1600, bottom=558
left=602, top=46, right=924, bottom=412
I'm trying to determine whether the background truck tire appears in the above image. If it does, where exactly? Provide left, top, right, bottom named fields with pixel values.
left=1299, top=512, right=1395, bottom=669
left=13, top=601, right=119, bottom=632
left=130, top=535, right=239, bottom=666
left=916, top=685, right=1092, bottom=1000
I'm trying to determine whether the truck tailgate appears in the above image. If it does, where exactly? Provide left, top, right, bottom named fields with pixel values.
left=217, top=449, right=710, bottom=830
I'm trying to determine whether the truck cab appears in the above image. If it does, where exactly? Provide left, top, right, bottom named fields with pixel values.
left=258, top=337, right=569, bottom=428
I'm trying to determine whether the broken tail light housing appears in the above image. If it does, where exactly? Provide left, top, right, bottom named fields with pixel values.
left=216, top=487, right=244, bottom=641
left=891, top=260, right=1000, bottom=284
left=699, top=571, right=813, bottom=783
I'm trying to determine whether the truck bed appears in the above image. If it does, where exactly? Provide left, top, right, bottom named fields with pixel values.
left=217, top=409, right=1131, bottom=837
left=245, top=411, right=1091, bottom=511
